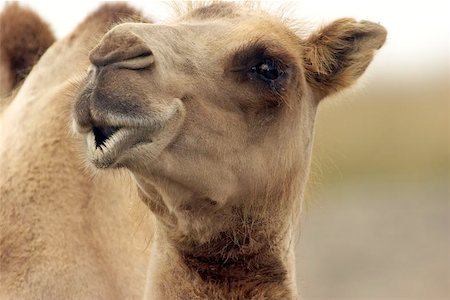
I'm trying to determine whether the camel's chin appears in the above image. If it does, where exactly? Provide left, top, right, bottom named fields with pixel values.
left=85, top=127, right=152, bottom=169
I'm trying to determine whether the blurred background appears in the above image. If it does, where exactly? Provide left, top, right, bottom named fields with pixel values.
left=294, top=1, right=449, bottom=299
left=1, top=1, right=448, bottom=299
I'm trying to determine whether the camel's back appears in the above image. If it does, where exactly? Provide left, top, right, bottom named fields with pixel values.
left=0, top=4, right=151, bottom=299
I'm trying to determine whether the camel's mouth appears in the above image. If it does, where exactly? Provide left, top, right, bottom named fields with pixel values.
left=93, top=126, right=120, bottom=149
left=86, top=125, right=152, bottom=168
left=73, top=86, right=185, bottom=169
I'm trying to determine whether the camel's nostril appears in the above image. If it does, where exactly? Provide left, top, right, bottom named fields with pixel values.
left=112, top=52, right=155, bottom=70
left=89, top=31, right=153, bottom=70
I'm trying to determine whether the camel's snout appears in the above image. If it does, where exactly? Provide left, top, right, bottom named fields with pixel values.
left=89, top=28, right=154, bottom=70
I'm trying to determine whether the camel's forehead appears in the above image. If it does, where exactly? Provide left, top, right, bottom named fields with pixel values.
left=178, top=2, right=296, bottom=35
left=173, top=3, right=302, bottom=54
left=181, top=2, right=243, bottom=20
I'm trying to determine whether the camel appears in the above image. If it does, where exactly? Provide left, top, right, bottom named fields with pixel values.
left=0, top=2, right=386, bottom=299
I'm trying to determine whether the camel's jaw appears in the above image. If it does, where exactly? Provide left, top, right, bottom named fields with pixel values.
left=85, top=125, right=153, bottom=169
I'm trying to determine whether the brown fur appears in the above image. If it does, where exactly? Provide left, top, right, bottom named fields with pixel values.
left=0, top=2, right=386, bottom=299
left=0, top=3, right=55, bottom=98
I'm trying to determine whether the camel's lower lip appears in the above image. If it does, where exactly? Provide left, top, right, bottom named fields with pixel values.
left=86, top=126, right=151, bottom=168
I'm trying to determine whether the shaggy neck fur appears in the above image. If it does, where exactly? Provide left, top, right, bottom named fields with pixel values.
left=146, top=228, right=296, bottom=299
left=136, top=167, right=305, bottom=299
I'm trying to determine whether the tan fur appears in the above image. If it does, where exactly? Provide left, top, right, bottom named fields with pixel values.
left=0, top=2, right=386, bottom=299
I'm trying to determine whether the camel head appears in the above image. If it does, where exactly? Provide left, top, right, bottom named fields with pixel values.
left=73, top=2, right=386, bottom=245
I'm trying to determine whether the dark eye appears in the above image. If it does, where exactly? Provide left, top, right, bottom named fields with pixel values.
left=249, top=59, right=282, bottom=81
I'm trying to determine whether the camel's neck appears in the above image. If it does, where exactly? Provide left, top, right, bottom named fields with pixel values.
left=134, top=173, right=303, bottom=299
left=134, top=172, right=304, bottom=299
left=144, top=224, right=297, bottom=300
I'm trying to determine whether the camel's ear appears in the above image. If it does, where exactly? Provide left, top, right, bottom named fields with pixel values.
left=302, top=18, right=387, bottom=100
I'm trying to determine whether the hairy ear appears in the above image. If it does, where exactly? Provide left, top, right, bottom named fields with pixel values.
left=302, top=18, right=387, bottom=99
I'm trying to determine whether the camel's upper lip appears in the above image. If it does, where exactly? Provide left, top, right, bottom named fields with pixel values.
left=85, top=125, right=152, bottom=168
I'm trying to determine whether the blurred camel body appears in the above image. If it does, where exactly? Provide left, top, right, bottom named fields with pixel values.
left=0, top=2, right=386, bottom=299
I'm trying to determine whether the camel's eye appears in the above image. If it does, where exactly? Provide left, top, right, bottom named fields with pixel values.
left=249, top=59, right=283, bottom=81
